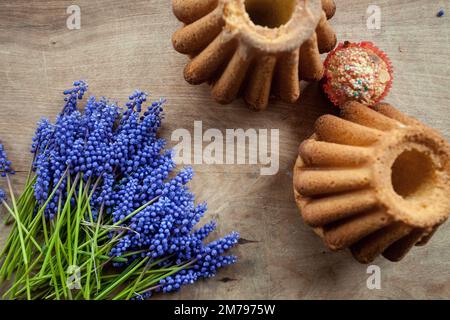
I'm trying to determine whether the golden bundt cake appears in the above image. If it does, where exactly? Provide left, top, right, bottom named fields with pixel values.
left=172, top=0, right=337, bottom=110
left=293, top=101, right=450, bottom=263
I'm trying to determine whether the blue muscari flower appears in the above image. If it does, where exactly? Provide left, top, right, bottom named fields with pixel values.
left=132, top=291, right=152, bottom=300
left=159, top=232, right=240, bottom=293
left=125, top=90, right=148, bottom=114
left=62, top=80, right=88, bottom=114
left=193, top=221, right=217, bottom=241
left=0, top=142, right=15, bottom=177
left=31, top=119, right=54, bottom=155
left=0, top=142, right=15, bottom=201
left=29, top=80, right=239, bottom=294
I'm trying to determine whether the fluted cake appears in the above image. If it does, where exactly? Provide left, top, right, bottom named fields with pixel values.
left=293, top=101, right=450, bottom=263
left=172, top=0, right=337, bottom=110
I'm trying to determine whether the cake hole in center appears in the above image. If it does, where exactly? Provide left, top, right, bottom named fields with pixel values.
left=244, top=0, right=296, bottom=28
left=391, top=149, right=436, bottom=200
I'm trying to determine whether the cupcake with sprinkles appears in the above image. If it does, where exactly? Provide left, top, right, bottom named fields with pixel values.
left=323, top=41, right=393, bottom=108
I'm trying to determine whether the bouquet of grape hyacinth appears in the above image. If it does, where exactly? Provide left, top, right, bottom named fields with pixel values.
left=0, top=81, right=239, bottom=300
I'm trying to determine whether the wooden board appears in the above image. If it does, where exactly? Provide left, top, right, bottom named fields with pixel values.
left=0, top=0, right=449, bottom=299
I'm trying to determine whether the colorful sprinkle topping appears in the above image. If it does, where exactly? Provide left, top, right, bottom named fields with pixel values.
left=323, top=42, right=393, bottom=107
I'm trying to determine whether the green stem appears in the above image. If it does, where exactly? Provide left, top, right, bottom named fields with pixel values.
left=6, top=175, right=31, bottom=300
left=95, top=257, right=149, bottom=300
left=39, top=173, right=79, bottom=276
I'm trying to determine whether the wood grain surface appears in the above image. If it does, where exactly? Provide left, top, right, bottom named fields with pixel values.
left=0, top=0, right=449, bottom=299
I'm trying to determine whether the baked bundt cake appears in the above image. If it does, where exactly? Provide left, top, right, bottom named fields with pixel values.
left=172, top=0, right=337, bottom=110
left=293, top=101, right=450, bottom=263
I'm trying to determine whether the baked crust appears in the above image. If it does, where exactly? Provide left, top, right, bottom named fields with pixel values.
left=293, top=101, right=450, bottom=263
left=172, top=0, right=337, bottom=110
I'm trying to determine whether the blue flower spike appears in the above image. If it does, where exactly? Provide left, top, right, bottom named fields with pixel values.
left=26, top=80, right=240, bottom=296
